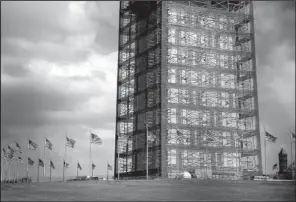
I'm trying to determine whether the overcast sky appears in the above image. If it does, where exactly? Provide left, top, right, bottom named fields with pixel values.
left=1, top=1, right=295, bottom=180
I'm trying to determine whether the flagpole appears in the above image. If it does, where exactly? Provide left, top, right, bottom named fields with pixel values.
left=4, top=157, right=6, bottom=181
left=26, top=159, right=28, bottom=183
left=277, top=164, right=279, bottom=179
left=4, top=158, right=7, bottom=182
left=290, top=129, right=294, bottom=181
left=90, top=129, right=92, bottom=177
left=1, top=157, right=2, bottom=182
left=92, top=161, right=94, bottom=178
left=264, top=127, right=267, bottom=180
left=1, top=154, right=4, bottom=182
left=77, top=160, right=78, bottom=178
left=1, top=156, right=3, bottom=182
left=50, top=158, right=52, bottom=182
left=63, top=131, right=67, bottom=182
left=37, top=157, right=39, bottom=183
left=44, top=136, right=46, bottom=178
left=26, top=135, right=29, bottom=182
left=107, top=161, right=108, bottom=181
left=8, top=160, right=10, bottom=181
left=16, top=160, right=19, bottom=182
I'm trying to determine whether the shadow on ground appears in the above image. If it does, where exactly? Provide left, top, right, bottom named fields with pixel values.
left=1, top=179, right=295, bottom=201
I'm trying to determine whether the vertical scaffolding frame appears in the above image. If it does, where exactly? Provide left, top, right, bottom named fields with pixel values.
left=115, top=0, right=262, bottom=180
left=115, top=1, right=163, bottom=179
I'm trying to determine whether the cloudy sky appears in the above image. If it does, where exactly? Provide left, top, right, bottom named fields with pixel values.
left=1, top=1, right=295, bottom=180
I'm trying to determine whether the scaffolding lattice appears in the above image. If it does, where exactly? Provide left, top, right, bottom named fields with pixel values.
left=115, top=0, right=262, bottom=180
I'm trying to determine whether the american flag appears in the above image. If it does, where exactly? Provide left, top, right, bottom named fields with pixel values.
left=272, top=163, right=278, bottom=170
left=91, top=133, right=102, bottom=145
left=92, top=163, right=96, bottom=170
left=64, top=161, right=69, bottom=168
left=45, top=138, right=53, bottom=150
left=15, top=143, right=23, bottom=154
left=291, top=132, right=296, bottom=141
left=265, top=131, right=277, bottom=143
left=77, top=162, right=82, bottom=170
left=66, top=137, right=76, bottom=148
left=2, top=148, right=7, bottom=159
left=28, top=157, right=34, bottom=166
left=50, top=160, right=55, bottom=169
left=28, top=140, right=38, bottom=150
left=38, top=158, right=44, bottom=167
left=7, top=145, right=15, bottom=160
left=108, top=164, right=112, bottom=171
left=18, top=156, right=23, bottom=163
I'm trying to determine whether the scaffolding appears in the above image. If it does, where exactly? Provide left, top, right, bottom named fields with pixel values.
left=115, top=0, right=262, bottom=180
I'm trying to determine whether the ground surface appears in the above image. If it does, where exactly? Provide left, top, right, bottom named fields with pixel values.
left=1, top=179, right=295, bottom=201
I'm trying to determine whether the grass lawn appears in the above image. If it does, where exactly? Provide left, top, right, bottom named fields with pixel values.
left=1, top=179, right=295, bottom=201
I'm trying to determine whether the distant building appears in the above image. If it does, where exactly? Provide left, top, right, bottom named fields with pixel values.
left=276, top=148, right=295, bottom=180
left=278, top=148, right=287, bottom=174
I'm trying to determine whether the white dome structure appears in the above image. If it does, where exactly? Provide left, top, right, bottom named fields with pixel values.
left=183, top=171, right=192, bottom=179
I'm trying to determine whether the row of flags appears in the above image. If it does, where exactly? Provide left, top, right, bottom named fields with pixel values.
left=26, top=157, right=101, bottom=172
left=1, top=132, right=107, bottom=181
left=3, top=135, right=78, bottom=160
left=2, top=131, right=293, bottom=160
left=27, top=157, right=55, bottom=170
left=25, top=158, right=110, bottom=172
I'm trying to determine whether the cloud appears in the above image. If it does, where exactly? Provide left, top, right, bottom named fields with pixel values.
left=1, top=1, right=70, bottom=41
left=254, top=1, right=295, bottom=67
left=85, top=1, right=120, bottom=54
left=1, top=59, right=29, bottom=77
left=1, top=38, right=92, bottom=64
left=1, top=1, right=119, bottom=67
left=1, top=50, right=117, bottom=129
